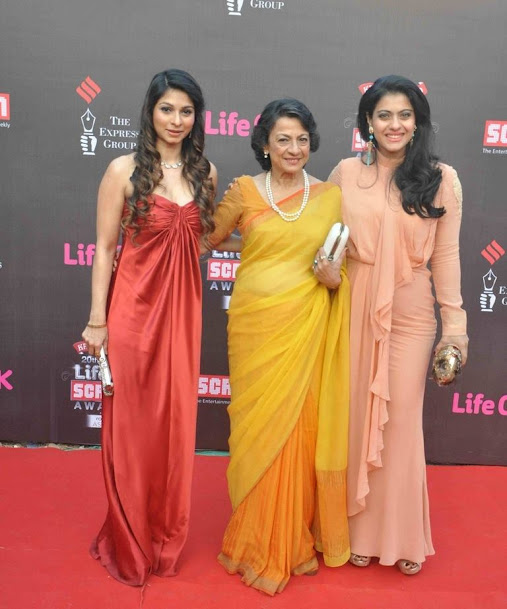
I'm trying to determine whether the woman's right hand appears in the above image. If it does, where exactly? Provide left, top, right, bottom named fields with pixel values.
left=313, top=246, right=346, bottom=289
left=82, top=325, right=108, bottom=359
left=223, top=177, right=239, bottom=197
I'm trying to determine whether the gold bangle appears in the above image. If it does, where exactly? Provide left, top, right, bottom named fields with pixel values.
left=87, top=322, right=107, bottom=328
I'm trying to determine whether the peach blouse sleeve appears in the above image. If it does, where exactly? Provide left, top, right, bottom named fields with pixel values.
left=328, top=161, right=344, bottom=187
left=430, top=166, right=467, bottom=336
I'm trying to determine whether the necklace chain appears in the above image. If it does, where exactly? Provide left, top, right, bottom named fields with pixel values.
left=161, top=159, right=183, bottom=169
left=265, top=169, right=310, bottom=222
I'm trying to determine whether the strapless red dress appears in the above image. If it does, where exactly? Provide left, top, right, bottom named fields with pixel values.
left=90, top=196, right=202, bottom=585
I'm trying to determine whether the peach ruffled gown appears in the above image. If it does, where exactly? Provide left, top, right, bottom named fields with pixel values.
left=329, top=157, right=466, bottom=565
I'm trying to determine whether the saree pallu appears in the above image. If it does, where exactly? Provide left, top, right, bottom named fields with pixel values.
left=210, top=178, right=350, bottom=595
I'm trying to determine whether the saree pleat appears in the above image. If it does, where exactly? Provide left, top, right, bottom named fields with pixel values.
left=219, top=385, right=319, bottom=595
left=210, top=178, right=350, bottom=594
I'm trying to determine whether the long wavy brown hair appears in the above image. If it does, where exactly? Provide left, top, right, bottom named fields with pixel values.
left=123, top=69, right=215, bottom=241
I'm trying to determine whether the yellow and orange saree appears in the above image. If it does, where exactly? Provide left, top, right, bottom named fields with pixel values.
left=210, top=176, right=350, bottom=595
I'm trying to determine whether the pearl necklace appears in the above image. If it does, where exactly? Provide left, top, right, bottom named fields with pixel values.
left=265, top=169, right=310, bottom=222
left=161, top=159, right=183, bottom=169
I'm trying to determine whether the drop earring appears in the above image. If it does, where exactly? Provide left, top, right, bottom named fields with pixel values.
left=264, top=151, right=269, bottom=158
left=365, top=124, right=375, bottom=166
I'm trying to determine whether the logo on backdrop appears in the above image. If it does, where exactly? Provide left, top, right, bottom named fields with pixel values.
left=64, top=243, right=120, bottom=267
left=75, top=76, right=139, bottom=156
left=198, top=375, right=231, bottom=405
left=61, top=341, right=102, bottom=428
left=0, top=369, right=14, bottom=390
left=205, top=110, right=260, bottom=137
left=64, top=242, right=95, bottom=266
left=226, top=0, right=285, bottom=16
left=480, top=240, right=506, bottom=313
left=227, top=0, right=244, bottom=14
left=76, top=76, right=101, bottom=104
left=452, top=392, right=507, bottom=417
left=206, top=250, right=241, bottom=310
left=0, top=93, right=11, bottom=128
left=77, top=77, right=101, bottom=155
left=351, top=128, right=365, bottom=152
left=483, top=120, right=507, bottom=155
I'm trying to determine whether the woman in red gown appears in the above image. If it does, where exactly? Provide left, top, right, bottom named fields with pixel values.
left=82, top=69, right=216, bottom=586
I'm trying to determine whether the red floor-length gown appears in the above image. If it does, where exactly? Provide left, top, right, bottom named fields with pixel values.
left=90, top=195, right=203, bottom=586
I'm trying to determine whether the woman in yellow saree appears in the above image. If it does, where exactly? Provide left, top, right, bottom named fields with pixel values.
left=209, top=99, right=350, bottom=595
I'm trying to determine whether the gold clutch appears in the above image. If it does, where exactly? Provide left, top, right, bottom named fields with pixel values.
left=432, top=345, right=462, bottom=386
left=98, top=346, right=114, bottom=397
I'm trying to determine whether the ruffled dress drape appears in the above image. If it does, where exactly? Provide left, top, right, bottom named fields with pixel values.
left=329, top=158, right=466, bottom=565
left=209, top=177, right=350, bottom=595
left=91, top=195, right=203, bottom=585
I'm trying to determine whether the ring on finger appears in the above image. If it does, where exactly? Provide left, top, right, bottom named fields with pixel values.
left=319, top=254, right=327, bottom=261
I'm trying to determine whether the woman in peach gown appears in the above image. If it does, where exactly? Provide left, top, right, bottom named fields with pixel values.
left=328, top=75, right=468, bottom=574
left=210, top=99, right=351, bottom=595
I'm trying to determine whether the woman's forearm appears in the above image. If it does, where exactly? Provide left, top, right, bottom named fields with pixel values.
left=212, top=233, right=242, bottom=253
left=88, top=244, right=117, bottom=323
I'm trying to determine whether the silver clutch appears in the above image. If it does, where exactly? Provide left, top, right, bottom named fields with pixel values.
left=432, top=345, right=462, bottom=386
left=98, top=346, right=114, bottom=397
left=323, top=223, right=349, bottom=262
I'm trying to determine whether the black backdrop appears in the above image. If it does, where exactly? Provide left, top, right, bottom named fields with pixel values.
left=1, top=0, right=506, bottom=464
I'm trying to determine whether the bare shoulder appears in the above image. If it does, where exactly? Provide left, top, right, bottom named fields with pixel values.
left=103, top=154, right=135, bottom=196
left=208, top=161, right=218, bottom=176
left=107, top=153, right=136, bottom=178
left=98, top=154, right=135, bottom=202
left=208, top=160, right=218, bottom=185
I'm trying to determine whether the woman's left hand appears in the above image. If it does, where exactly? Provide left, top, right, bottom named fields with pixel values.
left=434, top=334, right=469, bottom=366
left=313, top=246, right=346, bottom=289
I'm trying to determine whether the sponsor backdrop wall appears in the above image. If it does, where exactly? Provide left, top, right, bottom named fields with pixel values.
left=1, top=0, right=506, bottom=464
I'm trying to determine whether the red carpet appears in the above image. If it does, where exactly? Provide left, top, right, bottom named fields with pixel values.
left=0, top=447, right=505, bottom=609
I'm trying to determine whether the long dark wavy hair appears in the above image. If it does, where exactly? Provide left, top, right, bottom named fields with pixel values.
left=357, top=75, right=444, bottom=219
left=123, top=69, right=215, bottom=240
left=251, top=98, right=320, bottom=170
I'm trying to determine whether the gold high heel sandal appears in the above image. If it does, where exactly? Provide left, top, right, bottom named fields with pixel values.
left=397, top=559, right=421, bottom=575
left=349, top=554, right=371, bottom=567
